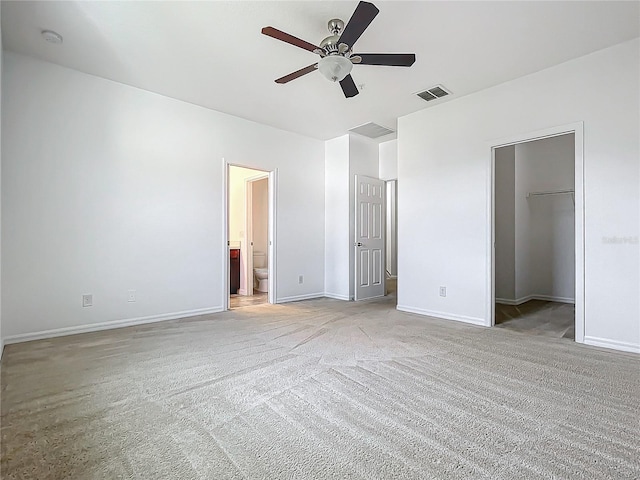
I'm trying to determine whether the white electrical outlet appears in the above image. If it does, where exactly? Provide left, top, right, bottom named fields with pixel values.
left=439, top=286, right=447, bottom=297
left=298, top=275, right=304, bottom=284
left=82, top=294, right=93, bottom=307
left=128, top=290, right=136, bottom=302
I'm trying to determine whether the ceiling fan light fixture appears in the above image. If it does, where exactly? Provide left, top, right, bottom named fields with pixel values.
left=261, top=1, right=415, bottom=97
left=318, top=55, right=353, bottom=82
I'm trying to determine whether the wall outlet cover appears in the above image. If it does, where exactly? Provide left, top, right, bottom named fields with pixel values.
left=82, top=294, right=93, bottom=307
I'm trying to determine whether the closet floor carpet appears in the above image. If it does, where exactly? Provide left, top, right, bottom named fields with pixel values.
left=495, top=300, right=575, bottom=339
left=1, top=297, right=639, bottom=479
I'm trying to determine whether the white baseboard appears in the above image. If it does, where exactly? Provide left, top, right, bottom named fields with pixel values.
left=238, top=289, right=247, bottom=296
left=323, top=292, right=351, bottom=301
left=495, top=296, right=528, bottom=306
left=584, top=336, right=640, bottom=354
left=496, top=294, right=575, bottom=306
left=3, top=306, right=225, bottom=345
left=533, top=295, right=575, bottom=304
left=0, top=339, right=4, bottom=361
left=277, top=292, right=326, bottom=304
left=396, top=305, right=487, bottom=327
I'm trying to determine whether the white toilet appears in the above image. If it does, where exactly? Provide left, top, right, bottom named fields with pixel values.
left=253, top=251, right=269, bottom=293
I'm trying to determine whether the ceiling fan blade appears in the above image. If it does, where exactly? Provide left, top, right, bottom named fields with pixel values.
left=354, top=53, right=416, bottom=67
left=339, top=74, right=359, bottom=98
left=275, top=64, right=318, bottom=84
left=338, top=1, right=379, bottom=49
left=261, top=26, right=320, bottom=53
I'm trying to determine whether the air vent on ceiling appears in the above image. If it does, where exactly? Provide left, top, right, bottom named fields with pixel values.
left=417, top=85, right=450, bottom=102
left=349, top=122, right=395, bottom=139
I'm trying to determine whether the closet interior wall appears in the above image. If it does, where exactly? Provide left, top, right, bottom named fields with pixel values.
left=495, top=134, right=575, bottom=305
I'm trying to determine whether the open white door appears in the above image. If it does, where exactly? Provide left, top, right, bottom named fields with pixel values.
left=355, top=175, right=385, bottom=300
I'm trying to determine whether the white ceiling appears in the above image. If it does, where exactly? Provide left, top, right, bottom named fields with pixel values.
left=2, top=1, right=639, bottom=141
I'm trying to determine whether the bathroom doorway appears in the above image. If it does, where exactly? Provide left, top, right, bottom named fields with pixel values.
left=225, top=164, right=275, bottom=309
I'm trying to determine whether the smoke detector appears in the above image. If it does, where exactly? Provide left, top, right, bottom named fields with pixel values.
left=41, top=30, right=63, bottom=45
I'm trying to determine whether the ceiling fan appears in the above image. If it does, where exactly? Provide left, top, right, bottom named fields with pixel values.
left=261, top=1, right=416, bottom=98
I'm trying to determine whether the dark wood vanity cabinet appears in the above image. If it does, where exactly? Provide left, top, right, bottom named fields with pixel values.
left=230, top=248, right=240, bottom=294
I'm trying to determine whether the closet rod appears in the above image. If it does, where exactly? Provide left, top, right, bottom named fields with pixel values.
left=526, top=189, right=574, bottom=198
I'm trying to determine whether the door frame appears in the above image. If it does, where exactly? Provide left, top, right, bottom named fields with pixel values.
left=244, top=173, right=269, bottom=297
left=385, top=179, right=398, bottom=280
left=222, top=159, right=277, bottom=310
left=487, top=122, right=585, bottom=343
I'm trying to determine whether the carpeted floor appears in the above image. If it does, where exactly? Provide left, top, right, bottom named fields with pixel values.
left=1, top=296, right=639, bottom=479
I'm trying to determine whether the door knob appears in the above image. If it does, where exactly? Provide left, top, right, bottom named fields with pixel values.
left=355, top=242, right=364, bottom=247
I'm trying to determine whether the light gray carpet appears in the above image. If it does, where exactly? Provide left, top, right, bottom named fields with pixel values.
left=1, top=296, right=639, bottom=479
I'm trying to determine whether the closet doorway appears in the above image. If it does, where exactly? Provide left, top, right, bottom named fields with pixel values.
left=490, top=124, right=584, bottom=343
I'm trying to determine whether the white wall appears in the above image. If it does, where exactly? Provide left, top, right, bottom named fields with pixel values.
left=252, top=178, right=269, bottom=260
left=229, top=166, right=260, bottom=246
left=2, top=52, right=325, bottom=340
left=380, top=140, right=398, bottom=277
left=379, top=140, right=398, bottom=181
left=495, top=146, right=516, bottom=300
left=515, top=135, right=575, bottom=302
left=398, top=39, right=639, bottom=353
left=324, top=134, right=380, bottom=300
left=324, top=135, right=350, bottom=300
